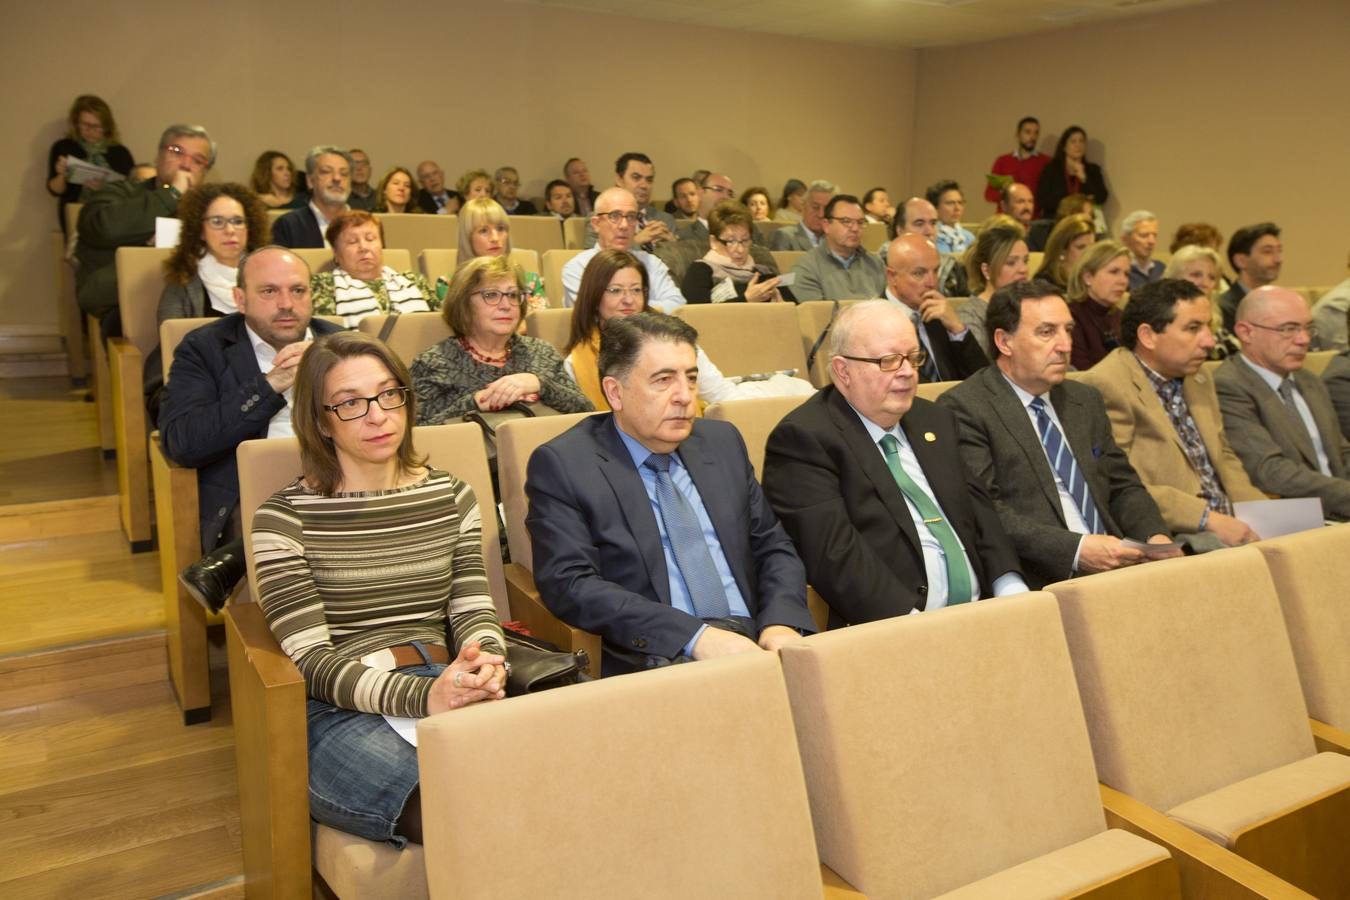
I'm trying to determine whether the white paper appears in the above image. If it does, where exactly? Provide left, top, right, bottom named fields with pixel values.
left=710, top=276, right=739, bottom=304
left=1234, top=497, right=1325, bottom=539
left=64, top=155, right=124, bottom=185
left=384, top=715, right=419, bottom=746
left=154, top=217, right=182, bottom=248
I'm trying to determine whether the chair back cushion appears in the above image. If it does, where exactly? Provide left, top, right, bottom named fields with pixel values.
left=116, top=247, right=174, bottom=357
left=705, top=396, right=809, bottom=477
left=676, top=303, right=807, bottom=378
left=379, top=214, right=457, bottom=261
left=524, top=307, right=572, bottom=353
left=496, top=412, right=598, bottom=569
left=356, top=312, right=451, bottom=368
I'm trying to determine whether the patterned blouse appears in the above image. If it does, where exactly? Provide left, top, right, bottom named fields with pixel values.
left=251, top=469, right=505, bottom=717
left=311, top=267, right=439, bottom=327
left=410, top=334, right=593, bottom=424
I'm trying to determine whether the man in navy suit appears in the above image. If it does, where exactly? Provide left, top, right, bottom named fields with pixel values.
left=159, top=246, right=342, bottom=612
left=526, top=313, right=817, bottom=675
left=271, top=146, right=351, bottom=248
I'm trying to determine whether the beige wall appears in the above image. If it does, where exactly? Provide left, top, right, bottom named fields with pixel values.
left=910, top=0, right=1349, bottom=288
left=2, top=0, right=915, bottom=328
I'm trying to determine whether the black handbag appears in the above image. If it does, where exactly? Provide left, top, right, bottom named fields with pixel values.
left=503, top=627, right=590, bottom=696
left=462, top=401, right=560, bottom=467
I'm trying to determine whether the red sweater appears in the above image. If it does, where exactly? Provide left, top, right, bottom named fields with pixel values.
left=986, top=152, right=1051, bottom=216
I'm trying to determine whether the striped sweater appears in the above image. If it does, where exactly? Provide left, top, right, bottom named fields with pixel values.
left=252, top=468, right=505, bottom=717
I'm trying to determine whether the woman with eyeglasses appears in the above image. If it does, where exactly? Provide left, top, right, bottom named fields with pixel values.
left=436, top=198, right=548, bottom=313
left=47, top=94, right=136, bottom=232
left=411, top=255, right=591, bottom=422
left=251, top=329, right=507, bottom=847
left=566, top=250, right=813, bottom=407
left=311, top=210, right=438, bottom=327
left=681, top=201, right=793, bottom=304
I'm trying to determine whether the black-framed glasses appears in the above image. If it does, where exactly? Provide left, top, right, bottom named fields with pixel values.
left=1248, top=322, right=1317, bottom=339
left=597, top=211, right=641, bottom=225
left=164, top=143, right=210, bottom=168
left=839, top=349, right=928, bottom=372
left=829, top=216, right=866, bottom=228
left=473, top=289, right=522, bottom=306
left=324, top=386, right=410, bottom=421
left=715, top=235, right=752, bottom=248
left=205, top=215, right=246, bottom=230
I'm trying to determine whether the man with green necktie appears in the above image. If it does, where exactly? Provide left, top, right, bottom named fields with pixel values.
left=763, top=300, right=1027, bottom=628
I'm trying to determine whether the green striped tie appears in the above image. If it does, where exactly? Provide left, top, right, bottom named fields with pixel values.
left=879, top=434, right=973, bottom=605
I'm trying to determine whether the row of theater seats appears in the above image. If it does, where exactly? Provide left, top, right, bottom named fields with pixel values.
left=222, top=412, right=1350, bottom=898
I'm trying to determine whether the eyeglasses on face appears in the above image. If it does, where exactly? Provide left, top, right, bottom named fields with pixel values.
left=839, top=349, right=929, bottom=372
left=205, top=215, right=247, bottom=230
left=597, top=211, right=641, bottom=226
left=324, top=386, right=410, bottom=421
left=603, top=285, right=647, bottom=299
left=716, top=235, right=752, bottom=248
left=829, top=216, right=866, bottom=229
left=164, top=143, right=210, bottom=168
left=473, top=289, right=522, bottom=306
left=1248, top=322, right=1317, bottom=339
left=497, top=177, right=520, bottom=186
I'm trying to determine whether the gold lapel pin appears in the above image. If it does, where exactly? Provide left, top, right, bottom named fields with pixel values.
left=924, top=431, right=936, bottom=442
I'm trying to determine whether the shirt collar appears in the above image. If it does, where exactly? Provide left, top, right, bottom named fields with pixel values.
left=1133, top=353, right=1181, bottom=396
left=613, top=417, right=683, bottom=471
left=244, top=322, right=314, bottom=359
left=998, top=368, right=1047, bottom=409
left=1238, top=352, right=1288, bottom=391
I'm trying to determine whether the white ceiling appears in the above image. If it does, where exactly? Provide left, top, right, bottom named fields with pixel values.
left=514, top=0, right=1219, bottom=49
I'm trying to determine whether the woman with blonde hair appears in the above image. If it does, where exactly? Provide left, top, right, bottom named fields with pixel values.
left=252, top=329, right=507, bottom=847
left=1165, top=244, right=1239, bottom=359
left=1066, top=240, right=1130, bottom=370
left=411, top=255, right=590, bottom=422
left=456, top=169, right=494, bottom=202
left=443, top=198, right=546, bottom=310
left=958, top=225, right=1030, bottom=354
left=1034, top=213, right=1096, bottom=290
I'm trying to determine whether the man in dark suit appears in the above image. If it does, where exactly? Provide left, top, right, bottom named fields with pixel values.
left=938, top=280, right=1176, bottom=588
left=526, top=313, right=816, bottom=675
left=884, top=233, right=988, bottom=381
left=415, top=159, right=459, bottom=215
left=762, top=300, right=1026, bottom=626
left=159, top=246, right=343, bottom=611
left=1215, top=285, right=1350, bottom=520
left=564, top=157, right=599, bottom=217
left=271, top=146, right=351, bottom=248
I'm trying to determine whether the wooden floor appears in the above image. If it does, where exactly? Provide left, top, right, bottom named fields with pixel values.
left=0, top=374, right=247, bottom=897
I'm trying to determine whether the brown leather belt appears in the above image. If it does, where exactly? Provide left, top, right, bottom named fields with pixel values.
left=360, top=642, right=450, bottom=671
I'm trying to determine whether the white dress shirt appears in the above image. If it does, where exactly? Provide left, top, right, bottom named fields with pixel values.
left=245, top=324, right=314, bottom=438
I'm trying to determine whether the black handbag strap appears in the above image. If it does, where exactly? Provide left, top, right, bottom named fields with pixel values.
left=377, top=309, right=401, bottom=343
left=806, top=300, right=841, bottom=371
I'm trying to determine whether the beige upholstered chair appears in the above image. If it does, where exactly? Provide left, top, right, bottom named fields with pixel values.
left=1027, top=250, right=1045, bottom=274
left=523, top=307, right=572, bottom=352
left=778, top=594, right=1180, bottom=899
left=860, top=220, right=888, bottom=253
left=675, top=303, right=807, bottom=379
left=417, top=248, right=540, bottom=286
left=770, top=250, right=806, bottom=273
left=754, top=220, right=788, bottom=241
left=704, top=395, right=808, bottom=478
left=418, top=652, right=842, bottom=899
left=495, top=413, right=602, bottom=675
left=504, top=215, right=565, bottom=253
left=57, top=203, right=87, bottom=381
left=540, top=248, right=582, bottom=307
left=916, top=380, right=961, bottom=402
left=1253, top=523, right=1350, bottom=735
left=1047, top=549, right=1350, bottom=896
left=1302, top=349, right=1336, bottom=376
left=355, top=311, right=451, bottom=368
left=562, top=216, right=588, bottom=250
left=227, top=423, right=507, bottom=898
left=795, top=299, right=864, bottom=387
left=108, top=246, right=173, bottom=550
left=378, top=213, right=456, bottom=260
left=265, top=208, right=287, bottom=225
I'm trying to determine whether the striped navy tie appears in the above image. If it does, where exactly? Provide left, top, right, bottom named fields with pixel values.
left=1029, top=397, right=1104, bottom=534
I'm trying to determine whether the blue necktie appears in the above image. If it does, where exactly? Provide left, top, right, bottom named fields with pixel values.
left=643, top=454, right=731, bottom=619
left=911, top=311, right=940, bottom=382
left=1029, top=397, right=1104, bottom=534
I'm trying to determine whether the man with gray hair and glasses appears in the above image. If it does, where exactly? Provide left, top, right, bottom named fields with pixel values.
left=770, top=179, right=835, bottom=251
left=76, top=123, right=215, bottom=334
left=272, top=145, right=352, bottom=248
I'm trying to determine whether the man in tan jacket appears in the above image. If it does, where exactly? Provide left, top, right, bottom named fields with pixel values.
left=1082, top=278, right=1262, bottom=551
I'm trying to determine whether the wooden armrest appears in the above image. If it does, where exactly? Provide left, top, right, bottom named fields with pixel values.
left=1099, top=784, right=1313, bottom=898
left=225, top=601, right=311, bottom=899
left=505, top=562, right=602, bottom=679
left=821, top=863, right=864, bottom=897
left=1311, top=718, right=1350, bottom=754
left=108, top=336, right=151, bottom=548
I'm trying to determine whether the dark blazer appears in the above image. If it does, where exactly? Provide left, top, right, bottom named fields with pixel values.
left=938, top=365, right=1168, bottom=588
left=270, top=206, right=324, bottom=249
left=1322, top=351, right=1350, bottom=441
left=922, top=315, right=989, bottom=381
left=416, top=189, right=461, bottom=214
left=503, top=199, right=538, bottom=215
left=526, top=415, right=816, bottom=674
left=762, top=387, right=1021, bottom=626
left=1035, top=160, right=1108, bottom=224
left=1214, top=356, right=1350, bottom=520
left=158, top=314, right=342, bottom=552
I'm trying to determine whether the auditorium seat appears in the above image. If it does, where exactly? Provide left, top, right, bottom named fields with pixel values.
left=495, top=412, right=602, bottom=676
left=227, top=423, right=508, bottom=898
left=1252, top=523, right=1350, bottom=736
left=540, top=249, right=581, bottom=307
left=418, top=652, right=838, bottom=899
left=523, top=307, right=571, bottom=352
left=58, top=202, right=87, bottom=382
left=355, top=311, right=451, bottom=367
left=378, top=213, right=456, bottom=261
left=916, top=380, right=960, bottom=401
left=796, top=299, right=864, bottom=387
left=770, top=250, right=806, bottom=273
left=704, top=395, right=808, bottom=477
left=417, top=248, right=540, bottom=286
left=1302, top=349, right=1336, bottom=376
left=109, top=246, right=173, bottom=551
left=1027, top=250, right=1045, bottom=273
left=778, top=594, right=1181, bottom=899
left=754, top=220, right=788, bottom=241
left=562, top=216, right=587, bottom=250
left=1046, top=549, right=1350, bottom=896
left=505, top=214, right=565, bottom=253
left=675, top=303, right=807, bottom=378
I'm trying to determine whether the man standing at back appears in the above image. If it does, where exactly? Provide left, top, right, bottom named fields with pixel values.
left=762, top=300, right=1025, bottom=626
left=938, top=280, right=1176, bottom=588
left=986, top=117, right=1050, bottom=217
left=526, top=313, right=816, bottom=675
left=272, top=146, right=351, bottom=248
left=159, top=246, right=343, bottom=614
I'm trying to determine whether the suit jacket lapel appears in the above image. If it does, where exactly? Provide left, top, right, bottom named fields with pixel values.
left=982, top=369, right=1065, bottom=523
left=1295, top=370, right=1344, bottom=477
left=1240, top=361, right=1318, bottom=468
left=825, top=389, right=924, bottom=557
left=1127, top=355, right=1188, bottom=456
left=594, top=417, right=671, bottom=605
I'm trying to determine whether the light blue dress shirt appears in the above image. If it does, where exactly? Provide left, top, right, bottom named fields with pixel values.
left=614, top=423, right=751, bottom=654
